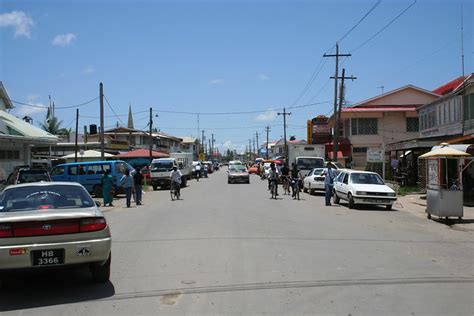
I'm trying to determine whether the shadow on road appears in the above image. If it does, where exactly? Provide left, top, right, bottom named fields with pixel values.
left=0, top=268, right=115, bottom=312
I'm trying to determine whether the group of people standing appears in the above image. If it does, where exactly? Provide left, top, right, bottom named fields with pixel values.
left=100, top=167, right=144, bottom=208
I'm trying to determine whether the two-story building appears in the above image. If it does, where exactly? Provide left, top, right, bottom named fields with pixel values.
left=328, top=85, right=440, bottom=174
left=0, top=82, right=58, bottom=179
left=180, top=137, right=199, bottom=160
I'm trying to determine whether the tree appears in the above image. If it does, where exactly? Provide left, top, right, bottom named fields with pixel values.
left=58, top=128, right=72, bottom=142
left=40, top=115, right=64, bottom=135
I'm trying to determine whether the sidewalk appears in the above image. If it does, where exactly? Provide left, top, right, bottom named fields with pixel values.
left=394, top=194, right=474, bottom=232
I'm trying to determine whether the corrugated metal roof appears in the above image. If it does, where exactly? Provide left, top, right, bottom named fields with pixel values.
left=0, top=110, right=58, bottom=143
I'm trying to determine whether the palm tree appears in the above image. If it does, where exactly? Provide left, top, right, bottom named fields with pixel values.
left=58, top=128, right=72, bottom=142
left=40, top=115, right=63, bottom=135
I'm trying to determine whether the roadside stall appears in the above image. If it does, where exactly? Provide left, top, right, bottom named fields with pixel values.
left=419, top=144, right=471, bottom=220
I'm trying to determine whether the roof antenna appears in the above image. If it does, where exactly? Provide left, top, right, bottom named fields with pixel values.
left=377, top=85, right=384, bottom=94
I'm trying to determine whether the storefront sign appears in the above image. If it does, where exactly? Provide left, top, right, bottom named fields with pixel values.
left=367, top=148, right=383, bottom=163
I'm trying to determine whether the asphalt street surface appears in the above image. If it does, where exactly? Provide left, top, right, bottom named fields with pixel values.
left=1, top=168, right=473, bottom=315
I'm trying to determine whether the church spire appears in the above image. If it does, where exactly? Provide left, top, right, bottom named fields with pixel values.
left=127, top=104, right=134, bottom=129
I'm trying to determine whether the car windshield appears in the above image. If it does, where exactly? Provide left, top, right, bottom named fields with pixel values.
left=313, top=168, right=325, bottom=175
left=351, top=173, right=384, bottom=185
left=0, top=185, right=95, bottom=212
left=297, top=158, right=324, bottom=169
left=230, top=166, right=246, bottom=172
left=17, top=170, right=50, bottom=183
left=152, top=161, right=174, bottom=171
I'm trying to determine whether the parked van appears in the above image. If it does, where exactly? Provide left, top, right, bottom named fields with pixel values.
left=50, top=160, right=134, bottom=197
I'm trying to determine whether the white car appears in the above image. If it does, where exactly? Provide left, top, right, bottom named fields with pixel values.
left=302, top=168, right=326, bottom=194
left=333, top=170, right=397, bottom=210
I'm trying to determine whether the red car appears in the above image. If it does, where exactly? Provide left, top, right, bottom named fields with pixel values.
left=248, top=164, right=260, bottom=175
left=140, top=166, right=151, bottom=182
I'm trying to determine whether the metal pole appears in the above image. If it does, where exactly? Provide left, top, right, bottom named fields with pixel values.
left=149, top=107, right=153, bottom=163
left=99, top=82, right=105, bottom=160
left=74, top=109, right=79, bottom=163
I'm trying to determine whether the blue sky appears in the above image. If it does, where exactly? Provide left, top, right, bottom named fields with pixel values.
left=1, top=0, right=472, bottom=153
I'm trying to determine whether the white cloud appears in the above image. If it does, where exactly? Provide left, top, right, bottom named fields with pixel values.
left=258, top=74, right=270, bottom=81
left=209, top=79, right=223, bottom=85
left=255, top=109, right=278, bottom=121
left=0, top=11, right=34, bottom=38
left=52, top=33, right=76, bottom=46
left=82, top=66, right=95, bottom=75
left=12, top=95, right=46, bottom=117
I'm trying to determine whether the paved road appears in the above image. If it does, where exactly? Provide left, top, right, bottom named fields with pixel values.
left=2, top=168, right=473, bottom=315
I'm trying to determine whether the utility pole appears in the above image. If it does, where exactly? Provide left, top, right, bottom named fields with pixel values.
left=255, top=132, right=259, bottom=157
left=249, top=139, right=252, bottom=161
left=84, top=125, right=88, bottom=144
left=324, top=43, right=351, bottom=160
left=74, top=109, right=79, bottom=163
left=277, top=107, right=291, bottom=159
left=211, top=134, right=215, bottom=159
left=265, top=126, right=270, bottom=159
left=99, top=82, right=105, bottom=160
left=149, top=107, right=153, bottom=163
left=201, top=130, right=205, bottom=158
left=209, top=139, right=211, bottom=160
left=331, top=68, right=357, bottom=162
left=252, top=138, right=256, bottom=157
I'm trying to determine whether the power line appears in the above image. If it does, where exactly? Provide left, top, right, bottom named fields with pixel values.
left=104, top=95, right=127, bottom=126
left=337, top=0, right=382, bottom=43
left=7, top=96, right=99, bottom=109
left=350, top=0, right=417, bottom=53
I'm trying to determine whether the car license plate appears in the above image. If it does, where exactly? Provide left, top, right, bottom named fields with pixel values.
left=31, top=249, right=65, bottom=266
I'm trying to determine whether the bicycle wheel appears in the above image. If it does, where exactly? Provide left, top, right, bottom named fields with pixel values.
left=170, top=186, right=175, bottom=201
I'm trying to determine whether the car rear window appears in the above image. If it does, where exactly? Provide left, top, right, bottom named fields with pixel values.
left=17, top=170, right=50, bottom=183
left=0, top=185, right=95, bottom=212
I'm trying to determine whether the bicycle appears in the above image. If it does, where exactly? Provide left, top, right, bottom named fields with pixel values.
left=170, top=181, right=180, bottom=201
left=282, top=176, right=290, bottom=195
left=270, top=180, right=277, bottom=199
left=291, top=178, right=300, bottom=200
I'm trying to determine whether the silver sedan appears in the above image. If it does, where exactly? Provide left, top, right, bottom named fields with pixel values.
left=0, top=182, right=111, bottom=283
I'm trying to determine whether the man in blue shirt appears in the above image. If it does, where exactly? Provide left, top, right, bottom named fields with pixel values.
left=323, top=162, right=337, bottom=206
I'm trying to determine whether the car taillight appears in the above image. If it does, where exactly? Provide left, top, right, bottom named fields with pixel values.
left=80, top=217, right=107, bottom=232
left=0, top=223, right=13, bottom=237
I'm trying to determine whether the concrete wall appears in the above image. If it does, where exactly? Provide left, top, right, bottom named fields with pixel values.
left=0, top=141, right=29, bottom=181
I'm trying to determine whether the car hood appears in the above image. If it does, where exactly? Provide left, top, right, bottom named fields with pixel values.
left=229, top=171, right=248, bottom=175
left=0, top=207, right=102, bottom=223
left=351, top=184, right=395, bottom=193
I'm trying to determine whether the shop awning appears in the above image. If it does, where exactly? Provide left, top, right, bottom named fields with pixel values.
left=420, top=144, right=471, bottom=158
left=431, top=144, right=472, bottom=153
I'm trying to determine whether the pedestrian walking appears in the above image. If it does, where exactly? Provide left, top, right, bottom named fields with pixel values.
left=133, top=166, right=144, bottom=205
left=100, top=169, right=114, bottom=207
left=120, top=169, right=133, bottom=208
left=323, top=162, right=337, bottom=206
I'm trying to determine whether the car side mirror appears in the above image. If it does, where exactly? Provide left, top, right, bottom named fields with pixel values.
left=95, top=201, right=102, bottom=207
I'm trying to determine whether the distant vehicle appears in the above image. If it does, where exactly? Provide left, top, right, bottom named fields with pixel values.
left=333, top=170, right=397, bottom=210
left=286, top=144, right=326, bottom=176
left=248, top=164, right=260, bottom=174
left=150, top=154, right=192, bottom=190
left=227, top=164, right=250, bottom=184
left=50, top=160, right=134, bottom=197
left=192, top=161, right=204, bottom=178
left=303, top=168, right=326, bottom=194
left=229, top=160, right=243, bottom=166
left=0, top=182, right=111, bottom=283
left=203, top=161, right=214, bottom=173
left=4, top=167, right=51, bottom=188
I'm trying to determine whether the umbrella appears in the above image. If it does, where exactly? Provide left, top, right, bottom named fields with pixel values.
left=419, top=144, right=470, bottom=159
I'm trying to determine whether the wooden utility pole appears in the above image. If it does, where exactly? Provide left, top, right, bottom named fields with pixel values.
left=324, top=43, right=351, bottom=161
left=265, top=126, right=270, bottom=159
left=249, top=139, right=252, bottom=161
left=201, top=130, right=205, bottom=157
left=331, top=68, right=357, bottom=162
left=277, top=108, right=291, bottom=159
left=149, top=107, right=153, bottom=163
left=255, top=132, right=259, bottom=157
left=99, top=83, right=105, bottom=160
left=74, top=109, right=79, bottom=163
left=211, top=134, right=215, bottom=159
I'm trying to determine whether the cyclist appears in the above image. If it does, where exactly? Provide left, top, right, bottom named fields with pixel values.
left=169, top=165, right=182, bottom=196
left=269, top=163, right=279, bottom=196
left=290, top=163, right=300, bottom=198
left=280, top=163, right=290, bottom=194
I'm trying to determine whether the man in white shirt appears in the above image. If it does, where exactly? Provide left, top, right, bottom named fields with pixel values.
left=170, top=166, right=182, bottom=194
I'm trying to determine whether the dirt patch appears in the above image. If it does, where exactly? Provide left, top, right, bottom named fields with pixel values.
left=160, top=292, right=182, bottom=305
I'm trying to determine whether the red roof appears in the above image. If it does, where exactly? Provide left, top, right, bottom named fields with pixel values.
left=343, top=106, right=417, bottom=112
left=432, top=76, right=467, bottom=96
left=115, top=148, right=169, bottom=158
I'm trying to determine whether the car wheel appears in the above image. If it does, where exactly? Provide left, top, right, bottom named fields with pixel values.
left=386, top=205, right=392, bottom=210
left=93, top=185, right=103, bottom=198
left=333, top=191, right=340, bottom=204
left=303, top=186, right=308, bottom=193
left=91, top=254, right=111, bottom=283
left=247, top=179, right=250, bottom=184
left=310, top=189, right=315, bottom=195
left=152, top=185, right=158, bottom=191
left=348, top=193, right=355, bottom=209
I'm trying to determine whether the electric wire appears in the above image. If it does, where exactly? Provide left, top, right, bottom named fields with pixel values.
left=350, top=0, right=417, bottom=54
left=104, top=95, right=127, bottom=126
left=7, top=96, right=99, bottom=109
